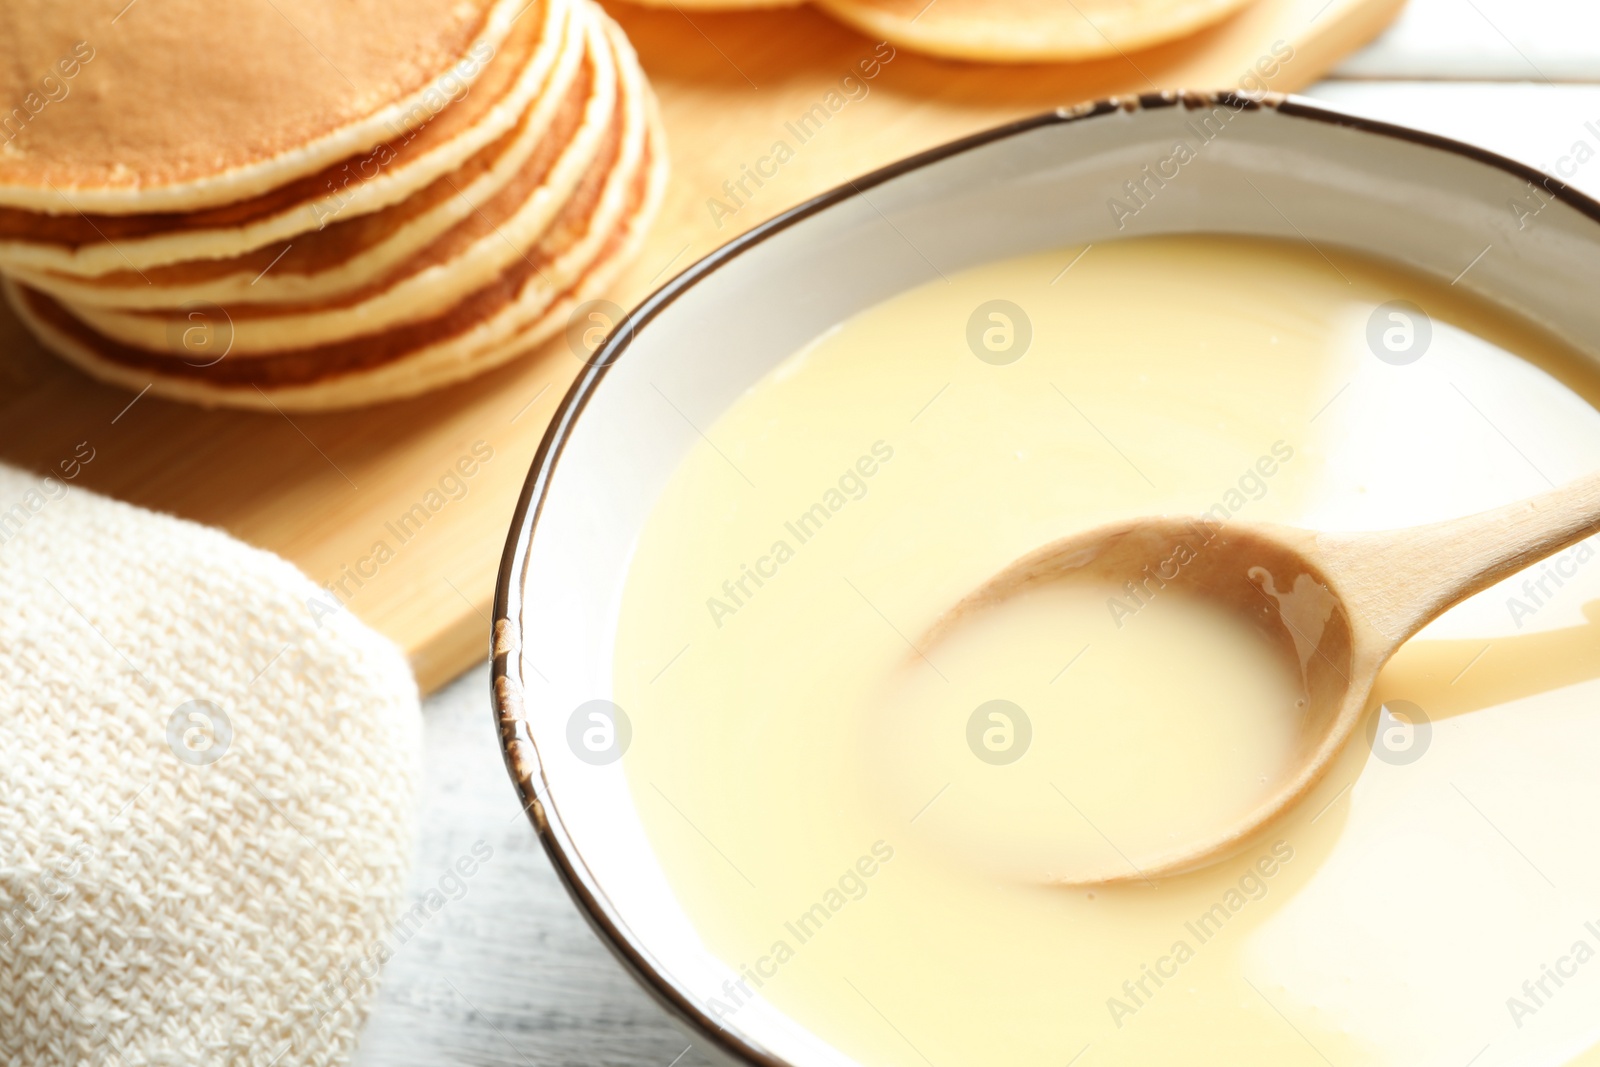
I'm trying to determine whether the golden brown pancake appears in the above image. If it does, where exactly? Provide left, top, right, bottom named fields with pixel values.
left=813, top=0, right=1259, bottom=62
left=0, top=0, right=527, bottom=214
left=6, top=1, right=590, bottom=309
left=457, top=106, right=666, bottom=387
left=0, top=0, right=572, bottom=277
left=66, top=8, right=619, bottom=355
left=622, top=0, right=803, bottom=6
left=6, top=12, right=668, bottom=411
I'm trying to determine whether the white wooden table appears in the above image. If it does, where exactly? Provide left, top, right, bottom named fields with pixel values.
left=350, top=668, right=711, bottom=1067
left=353, top=3, right=1600, bottom=1061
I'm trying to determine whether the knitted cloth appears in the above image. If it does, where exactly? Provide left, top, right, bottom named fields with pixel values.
left=0, top=461, right=421, bottom=1066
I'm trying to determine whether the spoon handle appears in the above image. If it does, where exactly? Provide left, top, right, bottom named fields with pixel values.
left=1310, top=470, right=1600, bottom=646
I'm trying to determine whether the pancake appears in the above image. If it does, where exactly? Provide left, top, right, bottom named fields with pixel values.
left=65, top=8, right=620, bottom=356
left=620, top=0, right=803, bottom=6
left=304, top=101, right=667, bottom=409
left=812, top=0, right=1259, bottom=61
left=6, top=13, right=668, bottom=412
left=0, top=0, right=524, bottom=215
left=0, top=0, right=572, bottom=278
left=448, top=120, right=667, bottom=388
left=5, top=0, right=590, bottom=310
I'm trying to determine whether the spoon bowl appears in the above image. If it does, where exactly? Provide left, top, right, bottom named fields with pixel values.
left=924, top=472, right=1600, bottom=885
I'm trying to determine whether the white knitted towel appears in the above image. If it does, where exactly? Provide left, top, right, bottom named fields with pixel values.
left=0, top=460, right=421, bottom=1066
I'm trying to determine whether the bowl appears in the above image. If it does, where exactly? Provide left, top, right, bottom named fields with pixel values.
left=492, top=91, right=1600, bottom=1066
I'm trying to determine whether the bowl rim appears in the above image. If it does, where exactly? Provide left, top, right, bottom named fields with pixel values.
left=490, top=88, right=1600, bottom=1067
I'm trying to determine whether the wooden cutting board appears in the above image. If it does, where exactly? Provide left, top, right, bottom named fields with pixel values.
left=0, top=0, right=1404, bottom=694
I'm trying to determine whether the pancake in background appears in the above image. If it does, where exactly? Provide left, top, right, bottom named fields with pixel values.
left=294, top=101, right=666, bottom=410
left=66, top=10, right=619, bottom=355
left=6, top=2, right=590, bottom=310
left=0, top=0, right=523, bottom=215
left=813, top=0, right=1258, bottom=61
left=0, top=0, right=568, bottom=277
left=457, top=125, right=666, bottom=388
left=5, top=13, right=668, bottom=411
left=620, top=0, right=804, bottom=7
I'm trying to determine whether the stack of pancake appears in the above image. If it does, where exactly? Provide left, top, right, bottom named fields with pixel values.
left=0, top=0, right=666, bottom=410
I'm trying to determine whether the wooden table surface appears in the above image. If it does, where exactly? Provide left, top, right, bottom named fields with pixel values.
left=350, top=667, right=716, bottom=1067
left=361, top=1, right=1600, bottom=1062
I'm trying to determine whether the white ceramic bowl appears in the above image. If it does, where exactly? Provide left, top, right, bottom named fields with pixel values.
left=492, top=91, right=1600, bottom=1067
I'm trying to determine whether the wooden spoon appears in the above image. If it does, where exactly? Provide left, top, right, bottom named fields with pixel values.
left=923, top=475, right=1600, bottom=886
